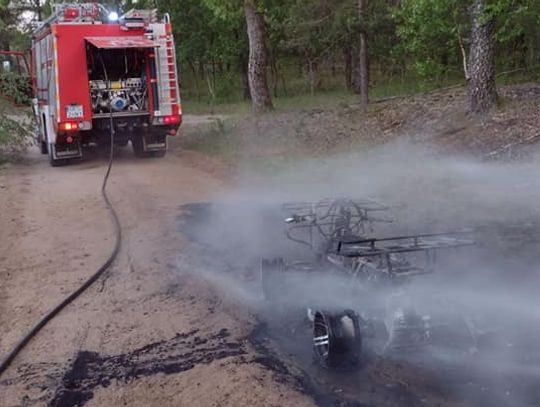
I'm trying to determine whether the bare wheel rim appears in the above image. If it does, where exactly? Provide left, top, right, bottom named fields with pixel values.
left=313, top=312, right=331, bottom=360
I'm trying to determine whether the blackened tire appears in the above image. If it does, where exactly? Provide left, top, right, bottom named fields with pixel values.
left=313, top=309, right=362, bottom=369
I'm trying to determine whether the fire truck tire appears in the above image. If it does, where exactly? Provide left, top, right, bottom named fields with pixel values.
left=115, top=140, right=129, bottom=148
left=131, top=137, right=143, bottom=157
left=132, top=136, right=167, bottom=158
left=40, top=141, right=48, bottom=155
left=49, top=157, right=70, bottom=167
left=152, top=150, right=166, bottom=158
left=48, top=144, right=71, bottom=167
left=131, top=136, right=150, bottom=158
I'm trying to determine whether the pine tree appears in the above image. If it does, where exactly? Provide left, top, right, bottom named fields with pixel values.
left=467, top=0, right=498, bottom=113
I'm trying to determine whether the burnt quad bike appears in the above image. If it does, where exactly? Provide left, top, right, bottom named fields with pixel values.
left=261, top=198, right=484, bottom=369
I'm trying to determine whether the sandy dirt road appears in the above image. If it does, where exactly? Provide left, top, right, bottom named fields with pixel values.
left=4, top=114, right=539, bottom=407
left=0, top=129, right=315, bottom=407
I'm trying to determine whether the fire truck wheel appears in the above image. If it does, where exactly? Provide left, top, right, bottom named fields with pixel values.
left=48, top=143, right=74, bottom=167
left=115, top=140, right=129, bottom=148
left=132, top=139, right=143, bottom=157
left=132, top=136, right=151, bottom=158
left=152, top=150, right=166, bottom=158
left=132, top=135, right=167, bottom=158
left=40, top=141, right=48, bottom=155
left=49, top=157, right=70, bottom=167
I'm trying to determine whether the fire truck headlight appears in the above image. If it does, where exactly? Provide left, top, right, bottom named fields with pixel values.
left=108, top=11, right=119, bottom=22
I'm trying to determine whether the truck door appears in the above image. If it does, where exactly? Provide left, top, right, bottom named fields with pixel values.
left=0, top=51, right=32, bottom=106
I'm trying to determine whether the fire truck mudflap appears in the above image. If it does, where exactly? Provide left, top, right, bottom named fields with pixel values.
left=32, top=4, right=182, bottom=166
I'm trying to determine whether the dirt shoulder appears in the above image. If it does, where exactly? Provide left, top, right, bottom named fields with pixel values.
left=180, top=83, right=540, bottom=167
left=0, top=141, right=314, bottom=407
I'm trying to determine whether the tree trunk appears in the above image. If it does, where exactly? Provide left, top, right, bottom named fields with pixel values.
left=467, top=0, right=497, bottom=114
left=240, top=52, right=251, bottom=100
left=269, top=50, right=279, bottom=98
left=35, top=0, right=42, bottom=21
left=235, top=28, right=251, bottom=100
left=204, top=65, right=216, bottom=101
left=307, top=59, right=315, bottom=96
left=280, top=70, right=288, bottom=96
left=188, top=61, right=201, bottom=101
left=244, top=1, right=273, bottom=113
left=358, top=0, right=369, bottom=105
left=457, top=31, right=469, bottom=80
left=344, top=47, right=352, bottom=91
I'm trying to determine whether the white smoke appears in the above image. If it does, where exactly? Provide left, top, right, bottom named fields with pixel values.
left=176, top=141, right=540, bottom=405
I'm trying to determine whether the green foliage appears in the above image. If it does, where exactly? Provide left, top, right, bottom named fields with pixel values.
left=414, top=59, right=445, bottom=79
left=394, top=0, right=469, bottom=78
left=395, top=0, right=540, bottom=78
left=0, top=0, right=33, bottom=51
left=1, top=0, right=538, bottom=112
left=469, top=0, right=540, bottom=46
left=0, top=71, right=32, bottom=105
left=214, top=71, right=242, bottom=102
left=281, top=0, right=355, bottom=60
left=159, top=0, right=247, bottom=73
left=202, top=0, right=244, bottom=19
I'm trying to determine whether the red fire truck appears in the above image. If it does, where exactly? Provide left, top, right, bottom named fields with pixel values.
left=31, top=3, right=182, bottom=166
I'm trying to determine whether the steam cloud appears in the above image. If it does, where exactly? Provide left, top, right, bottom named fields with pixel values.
left=177, top=141, right=540, bottom=406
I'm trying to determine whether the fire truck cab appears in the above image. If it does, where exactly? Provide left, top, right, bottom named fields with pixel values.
left=32, top=3, right=181, bottom=166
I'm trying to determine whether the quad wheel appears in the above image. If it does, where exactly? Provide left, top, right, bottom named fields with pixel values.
left=312, top=309, right=362, bottom=369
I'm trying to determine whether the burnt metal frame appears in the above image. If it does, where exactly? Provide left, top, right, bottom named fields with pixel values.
left=283, top=198, right=393, bottom=249
left=282, top=199, right=475, bottom=279
left=330, top=232, right=475, bottom=278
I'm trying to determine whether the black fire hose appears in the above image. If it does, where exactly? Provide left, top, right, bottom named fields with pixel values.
left=0, top=88, right=121, bottom=377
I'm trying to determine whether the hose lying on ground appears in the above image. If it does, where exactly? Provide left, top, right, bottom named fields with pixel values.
left=0, top=101, right=121, bottom=378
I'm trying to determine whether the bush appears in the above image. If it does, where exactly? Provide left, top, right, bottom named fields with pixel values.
left=0, top=72, right=32, bottom=105
left=214, top=71, right=243, bottom=103
left=414, top=59, right=445, bottom=80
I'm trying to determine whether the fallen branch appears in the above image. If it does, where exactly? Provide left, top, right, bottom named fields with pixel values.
left=372, top=83, right=465, bottom=104
left=458, top=32, right=470, bottom=81
left=496, top=68, right=525, bottom=78
left=484, top=132, right=540, bottom=159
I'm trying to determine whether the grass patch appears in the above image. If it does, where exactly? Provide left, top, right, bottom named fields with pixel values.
left=179, top=60, right=540, bottom=115
left=181, top=119, right=237, bottom=158
left=182, top=99, right=252, bottom=115
left=181, top=73, right=469, bottom=116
